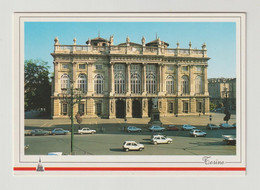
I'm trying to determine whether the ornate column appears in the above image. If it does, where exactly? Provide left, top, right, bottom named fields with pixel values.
left=126, top=62, right=131, bottom=95
left=158, top=63, right=166, bottom=95
left=162, top=64, right=166, bottom=93
left=72, top=62, right=77, bottom=84
left=142, top=63, right=147, bottom=95
left=204, top=65, right=209, bottom=96
left=87, top=62, right=93, bottom=96
left=110, top=62, right=115, bottom=96
left=53, top=62, right=59, bottom=95
left=189, top=65, right=195, bottom=96
left=177, top=65, right=182, bottom=95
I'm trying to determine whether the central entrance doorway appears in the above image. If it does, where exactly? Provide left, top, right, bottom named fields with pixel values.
left=132, top=99, right=142, bottom=118
left=116, top=99, right=126, bottom=118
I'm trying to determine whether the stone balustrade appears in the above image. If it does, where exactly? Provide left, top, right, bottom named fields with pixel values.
left=54, top=44, right=207, bottom=57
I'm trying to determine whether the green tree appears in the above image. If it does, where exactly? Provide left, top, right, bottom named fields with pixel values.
left=24, top=59, right=51, bottom=115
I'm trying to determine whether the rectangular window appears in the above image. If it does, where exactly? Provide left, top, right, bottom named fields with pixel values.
left=183, top=102, right=189, bottom=113
left=79, top=104, right=84, bottom=115
left=96, top=65, right=102, bottom=70
left=62, top=103, right=68, bottom=115
left=96, top=102, right=102, bottom=115
left=62, top=64, right=69, bottom=69
left=197, top=102, right=202, bottom=113
left=168, top=102, right=174, bottom=113
left=182, top=66, right=188, bottom=72
left=79, top=64, right=86, bottom=69
left=167, top=66, right=174, bottom=71
left=196, top=66, right=202, bottom=72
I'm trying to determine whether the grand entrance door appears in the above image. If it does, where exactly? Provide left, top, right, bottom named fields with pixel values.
left=132, top=100, right=142, bottom=118
left=148, top=99, right=153, bottom=117
left=116, top=99, right=126, bottom=118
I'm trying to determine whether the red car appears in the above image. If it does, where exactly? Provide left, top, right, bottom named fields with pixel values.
left=166, top=125, right=179, bottom=131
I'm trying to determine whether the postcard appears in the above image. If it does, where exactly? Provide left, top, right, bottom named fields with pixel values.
left=13, top=12, right=246, bottom=175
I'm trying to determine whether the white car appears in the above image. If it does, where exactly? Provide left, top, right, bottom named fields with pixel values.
left=151, top=135, right=173, bottom=144
left=189, top=129, right=207, bottom=137
left=127, top=126, right=142, bottom=132
left=207, top=124, right=220, bottom=130
left=220, top=123, right=233, bottom=129
left=182, top=124, right=196, bottom=131
left=48, top=152, right=63, bottom=156
left=123, top=141, right=144, bottom=152
left=149, top=126, right=165, bottom=132
left=78, top=128, right=96, bottom=134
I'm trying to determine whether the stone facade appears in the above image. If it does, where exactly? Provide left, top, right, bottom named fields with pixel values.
left=208, top=78, right=236, bottom=110
left=51, top=36, right=210, bottom=119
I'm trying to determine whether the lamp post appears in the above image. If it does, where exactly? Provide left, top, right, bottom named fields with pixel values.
left=59, top=81, right=82, bottom=155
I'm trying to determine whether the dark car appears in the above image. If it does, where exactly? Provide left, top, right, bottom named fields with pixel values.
left=31, top=129, right=50, bottom=136
left=52, top=128, right=70, bottom=135
left=166, top=125, right=179, bottom=131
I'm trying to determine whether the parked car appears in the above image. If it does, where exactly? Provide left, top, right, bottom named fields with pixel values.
left=122, top=141, right=144, bottom=152
left=166, top=125, right=179, bottom=131
left=24, top=144, right=29, bottom=150
left=127, top=126, right=142, bottom=132
left=207, top=124, right=220, bottom=130
left=48, top=152, right=63, bottom=156
left=31, top=129, right=50, bottom=136
left=220, top=123, right=233, bottom=129
left=189, top=129, right=207, bottom=137
left=182, top=124, right=196, bottom=131
left=149, top=125, right=165, bottom=132
left=78, top=128, right=96, bottom=134
left=52, top=128, right=70, bottom=135
left=222, top=135, right=236, bottom=145
left=151, top=135, right=173, bottom=144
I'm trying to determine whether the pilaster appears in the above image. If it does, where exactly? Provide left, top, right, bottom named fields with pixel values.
left=126, top=98, right=132, bottom=118
left=87, top=62, right=93, bottom=95
left=204, top=65, right=209, bottom=96
left=110, top=62, right=115, bottom=96
left=109, top=98, right=116, bottom=118
left=189, top=65, right=195, bottom=96
left=142, top=63, right=147, bottom=95
left=142, top=98, right=148, bottom=117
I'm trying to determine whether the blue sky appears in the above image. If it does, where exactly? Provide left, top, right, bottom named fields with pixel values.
left=25, top=22, right=236, bottom=78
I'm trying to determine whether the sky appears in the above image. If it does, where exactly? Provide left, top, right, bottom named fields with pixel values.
left=25, top=22, right=236, bottom=78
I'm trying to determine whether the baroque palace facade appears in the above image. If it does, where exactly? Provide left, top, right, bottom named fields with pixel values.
left=51, top=35, right=210, bottom=119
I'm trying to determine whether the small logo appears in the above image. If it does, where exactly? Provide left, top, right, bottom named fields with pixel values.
left=36, top=157, right=44, bottom=172
left=202, top=156, right=225, bottom=165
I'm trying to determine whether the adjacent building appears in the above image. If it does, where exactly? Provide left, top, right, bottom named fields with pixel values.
left=51, top=35, right=210, bottom=119
left=208, top=78, right=236, bottom=110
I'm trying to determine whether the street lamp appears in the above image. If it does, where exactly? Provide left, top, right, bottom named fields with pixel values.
left=58, top=80, right=82, bottom=155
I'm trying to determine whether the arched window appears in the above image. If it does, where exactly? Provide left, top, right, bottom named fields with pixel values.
left=114, top=64, right=125, bottom=94
left=77, top=74, right=87, bottom=93
left=61, top=74, right=70, bottom=90
left=114, top=73, right=125, bottom=94
left=146, top=73, right=156, bottom=94
left=131, top=73, right=141, bottom=94
left=181, top=75, right=189, bottom=94
left=195, top=75, right=203, bottom=94
left=94, top=74, right=104, bottom=94
left=166, top=75, right=174, bottom=94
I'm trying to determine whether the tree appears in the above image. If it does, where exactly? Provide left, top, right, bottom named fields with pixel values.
left=24, top=59, right=51, bottom=115
left=223, top=109, right=231, bottom=124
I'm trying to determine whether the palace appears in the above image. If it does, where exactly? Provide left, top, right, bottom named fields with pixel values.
left=51, top=35, right=210, bottom=119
